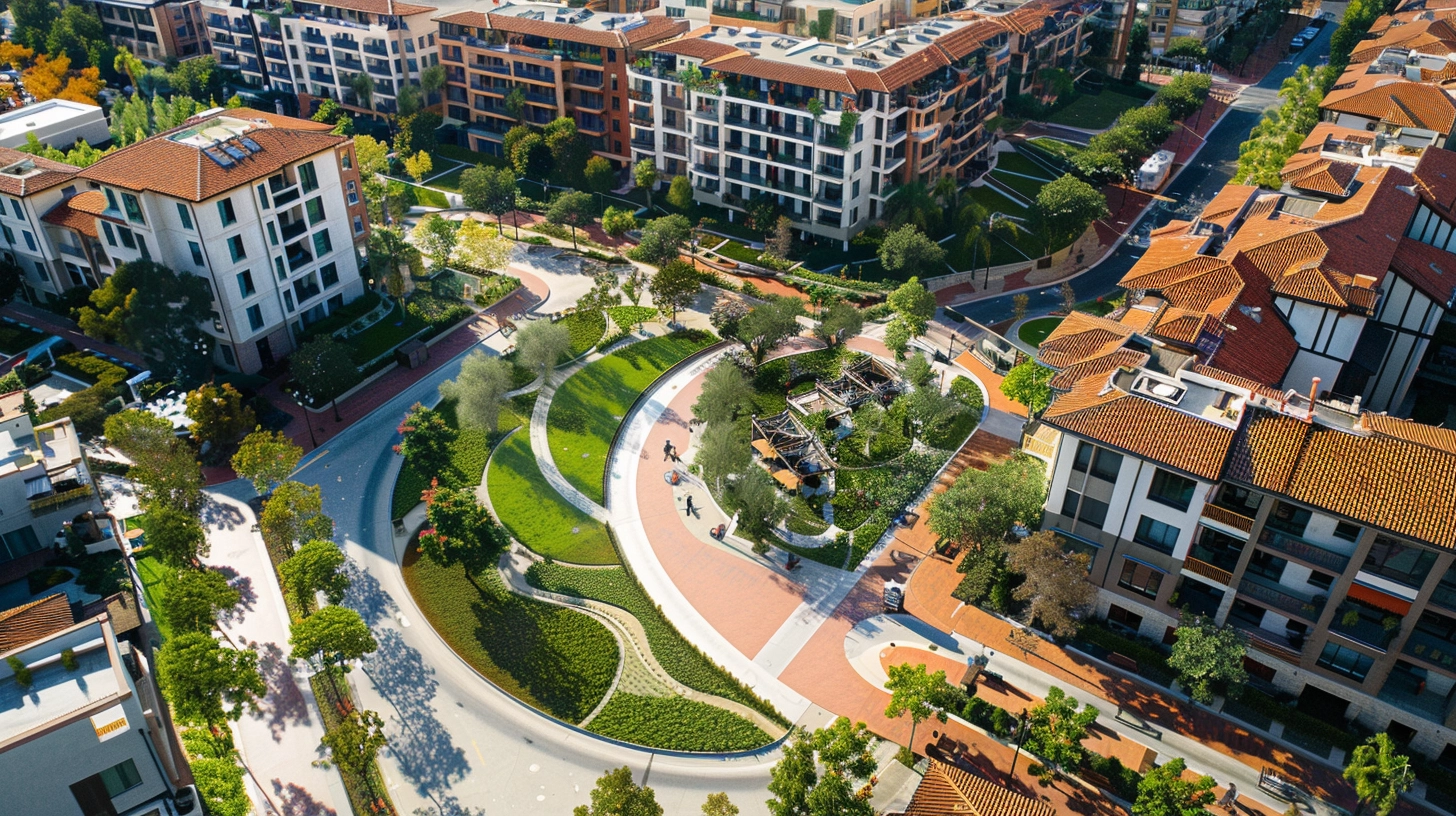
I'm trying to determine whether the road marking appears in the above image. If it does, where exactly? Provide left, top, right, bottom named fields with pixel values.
left=472, top=739, right=486, bottom=769
left=291, top=449, right=330, bottom=476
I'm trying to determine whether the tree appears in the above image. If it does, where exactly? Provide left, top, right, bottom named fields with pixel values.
left=395, top=403, right=456, bottom=480
left=1072, top=148, right=1132, bottom=188
left=812, top=717, right=877, bottom=779
left=105, top=409, right=179, bottom=467
left=1008, top=531, right=1095, bottom=637
left=403, top=151, right=433, bottom=184
left=415, top=213, right=458, bottom=270
left=1167, top=613, right=1248, bottom=704
left=155, top=632, right=266, bottom=725
left=57, top=67, right=104, bottom=104
left=903, top=355, right=934, bottom=389
left=814, top=301, right=862, bottom=347
left=1028, top=175, right=1108, bottom=254
left=546, top=190, right=595, bottom=251
left=696, top=420, right=748, bottom=494
left=738, top=295, right=804, bottom=363
left=999, top=360, right=1054, bottom=415
left=278, top=539, right=350, bottom=606
left=1344, top=734, right=1412, bottom=816
left=1024, top=686, right=1098, bottom=775
left=455, top=219, right=512, bottom=276
left=764, top=215, right=795, bottom=261
left=515, top=319, right=573, bottom=378
left=693, top=364, right=753, bottom=427
left=146, top=505, right=208, bottom=569
left=323, top=708, right=387, bottom=781
left=647, top=258, right=701, bottom=322
left=189, top=756, right=250, bottom=816
left=291, top=338, right=356, bottom=420
left=77, top=260, right=214, bottom=386
left=312, top=99, right=354, bottom=135
left=504, top=86, right=526, bottom=122
left=667, top=174, right=694, bottom=211
left=350, top=71, right=375, bottom=109
left=1121, top=21, right=1148, bottom=83
left=879, top=226, right=946, bottom=281
left=185, top=383, right=255, bottom=450
left=767, top=729, right=818, bottom=816
left=544, top=117, right=590, bottom=187
left=634, top=160, right=660, bottom=209
left=259, top=481, right=334, bottom=560
left=9, top=0, right=58, bottom=52
left=634, top=215, right=692, bottom=267
left=574, top=767, right=662, bottom=816
left=510, top=132, right=551, bottom=184
left=419, top=482, right=509, bottom=580
left=702, top=792, right=738, bottom=816
left=167, top=568, right=241, bottom=635
left=602, top=206, right=637, bottom=237
left=884, top=663, right=948, bottom=756
left=440, top=350, right=513, bottom=431
left=885, top=182, right=943, bottom=237
left=888, top=277, right=937, bottom=335
left=461, top=165, right=518, bottom=236
left=20, top=52, right=67, bottom=102
left=133, top=446, right=206, bottom=517
left=1013, top=294, right=1029, bottom=323
left=420, top=62, right=446, bottom=102
left=1161, top=36, right=1207, bottom=64
left=725, top=467, right=786, bottom=536
left=585, top=156, right=615, bottom=196
left=929, top=455, right=1046, bottom=548
left=355, top=134, right=390, bottom=177
left=290, top=605, right=377, bottom=669
left=1132, top=758, right=1216, bottom=816
left=368, top=226, right=416, bottom=292
left=1117, top=104, right=1174, bottom=152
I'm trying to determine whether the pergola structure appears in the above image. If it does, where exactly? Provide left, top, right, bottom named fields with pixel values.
left=749, top=411, right=836, bottom=495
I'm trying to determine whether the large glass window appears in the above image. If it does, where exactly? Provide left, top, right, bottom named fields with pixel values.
left=101, top=222, right=116, bottom=247
left=189, top=241, right=204, bottom=266
left=237, top=270, right=255, bottom=297
left=1318, top=642, right=1374, bottom=681
left=1118, top=559, right=1163, bottom=599
left=0, top=525, right=41, bottom=561
left=1267, top=501, right=1312, bottom=537
left=298, top=161, right=318, bottom=192
left=217, top=197, right=237, bottom=226
left=176, top=203, right=193, bottom=229
left=1363, top=536, right=1438, bottom=589
left=117, top=227, right=136, bottom=249
left=247, top=305, right=264, bottom=331
left=1134, top=516, right=1180, bottom=555
left=229, top=236, right=246, bottom=262
left=1148, top=468, right=1195, bottom=511
left=1091, top=448, right=1123, bottom=482
left=312, top=229, right=332, bottom=256
left=306, top=197, right=325, bottom=225
left=121, top=193, right=144, bottom=224
left=1080, top=495, right=1109, bottom=528
left=320, top=262, right=338, bottom=288
left=98, top=759, right=142, bottom=797
left=1072, top=441, right=1093, bottom=472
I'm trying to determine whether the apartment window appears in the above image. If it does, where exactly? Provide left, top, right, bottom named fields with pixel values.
left=0, top=525, right=41, bottom=560
left=177, top=202, right=193, bottom=229
left=341, top=150, right=352, bottom=170
left=346, top=181, right=358, bottom=205
left=274, top=257, right=286, bottom=280
left=1334, top=522, right=1362, bottom=542
left=118, top=226, right=136, bottom=249
left=353, top=215, right=364, bottom=235
left=189, top=241, right=205, bottom=266
left=298, top=161, right=318, bottom=193
left=7, top=198, right=20, bottom=219
left=1106, top=604, right=1143, bottom=633
left=320, top=262, right=339, bottom=287
left=237, top=270, right=256, bottom=297
left=1134, top=516, right=1180, bottom=555
left=247, top=304, right=264, bottom=331
left=267, top=223, right=278, bottom=246
left=217, top=197, right=237, bottom=226
left=1060, top=489, right=1081, bottom=518
left=306, top=197, right=325, bottom=225
left=229, top=235, right=246, bottom=262
left=71, top=758, right=144, bottom=814
left=312, top=229, right=332, bottom=256
left=137, top=235, right=150, bottom=261
left=1317, top=642, right=1374, bottom=681
left=22, top=231, right=35, bottom=251
left=283, top=290, right=295, bottom=312
left=1091, top=448, right=1122, bottom=482
left=102, top=222, right=116, bottom=246
left=121, top=193, right=144, bottom=224
left=666, top=7, right=684, bottom=16
left=257, top=183, right=270, bottom=210
left=104, top=189, right=119, bottom=213
left=1080, top=495, right=1110, bottom=527
left=1147, top=468, right=1195, bottom=511
left=1267, top=501, right=1311, bottom=536
left=1118, top=558, right=1164, bottom=599
left=1363, top=535, right=1438, bottom=589
left=1071, top=441, right=1093, bottom=472
left=220, top=345, right=236, bottom=366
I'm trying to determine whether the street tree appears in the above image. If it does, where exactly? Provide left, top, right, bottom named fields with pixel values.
left=134, top=445, right=206, bottom=517
left=929, top=455, right=1047, bottom=548
left=289, top=605, right=377, bottom=669
left=695, top=420, right=749, bottom=494
left=575, top=766, right=662, bottom=816
left=418, top=482, right=509, bottom=579
left=322, top=709, right=388, bottom=781
left=764, top=215, right=795, bottom=261
left=415, top=213, right=458, bottom=270
left=403, top=151, right=433, bottom=184
left=440, top=350, right=514, bottom=431
left=278, top=539, right=350, bottom=606
left=1167, top=612, right=1248, bottom=704
left=259, top=481, right=334, bottom=561
left=453, top=219, right=514, bottom=272
left=766, top=723, right=873, bottom=816
left=515, top=319, right=573, bottom=378
left=602, top=206, right=638, bottom=237
left=702, top=792, right=738, bottom=816
left=105, top=409, right=180, bottom=469
left=155, top=632, right=266, bottom=725
left=814, top=301, right=863, bottom=347
left=395, top=404, right=457, bottom=481
left=368, top=226, right=416, bottom=293
left=77, top=260, right=214, bottom=386
left=767, top=729, right=818, bottom=816
left=884, top=276, right=937, bottom=358
left=189, top=757, right=250, bottom=816
left=693, top=363, right=753, bottom=428
left=546, top=190, right=595, bottom=251
left=634, top=215, right=692, bottom=266
left=1023, top=686, right=1099, bottom=776
left=879, top=226, right=946, bottom=281
left=634, top=160, right=660, bottom=210
left=460, top=165, right=519, bottom=236
left=1007, top=530, right=1095, bottom=637
left=231, top=430, right=303, bottom=495
left=1161, top=36, right=1207, bottom=65
left=1344, top=733, right=1412, bottom=816
left=1028, top=175, right=1108, bottom=254
left=710, top=296, right=751, bottom=339
left=738, top=296, right=805, bottom=363
left=1059, top=282, right=1077, bottom=314
left=647, top=258, right=701, bottom=322
left=667, top=174, right=694, bottom=210
left=585, top=156, right=615, bottom=196
left=1012, top=294, right=1030, bottom=323
left=725, top=467, right=786, bottom=537
left=147, top=505, right=208, bottom=569
left=292, top=338, right=356, bottom=420
left=884, top=663, right=948, bottom=757
left=812, top=717, right=877, bottom=779
left=185, top=383, right=255, bottom=450
left=166, top=568, right=241, bottom=635
left=999, top=360, right=1054, bottom=414
left=1132, top=758, right=1216, bottom=816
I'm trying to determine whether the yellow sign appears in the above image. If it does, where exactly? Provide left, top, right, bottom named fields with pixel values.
left=91, top=705, right=128, bottom=742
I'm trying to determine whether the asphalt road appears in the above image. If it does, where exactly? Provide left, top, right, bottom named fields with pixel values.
left=952, top=21, right=1335, bottom=326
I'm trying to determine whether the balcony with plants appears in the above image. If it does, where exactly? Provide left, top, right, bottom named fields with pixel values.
left=1330, top=597, right=1402, bottom=650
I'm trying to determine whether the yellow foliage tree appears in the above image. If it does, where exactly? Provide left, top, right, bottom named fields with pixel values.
left=403, top=151, right=433, bottom=184
left=22, top=53, right=70, bottom=102
left=58, top=67, right=104, bottom=104
left=0, top=43, right=34, bottom=70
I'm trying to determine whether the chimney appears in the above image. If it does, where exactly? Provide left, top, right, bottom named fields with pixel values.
left=1307, top=376, right=1321, bottom=423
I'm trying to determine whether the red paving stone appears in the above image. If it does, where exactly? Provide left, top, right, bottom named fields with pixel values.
left=2, top=302, right=147, bottom=369
left=955, top=351, right=1028, bottom=418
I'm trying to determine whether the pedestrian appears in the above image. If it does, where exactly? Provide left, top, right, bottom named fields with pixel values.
left=1217, top=783, right=1237, bottom=810
left=685, top=494, right=695, bottom=516
left=671, top=444, right=681, bottom=463
left=664, top=439, right=673, bottom=461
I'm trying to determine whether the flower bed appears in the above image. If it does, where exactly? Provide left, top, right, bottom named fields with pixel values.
left=560, top=309, right=607, bottom=356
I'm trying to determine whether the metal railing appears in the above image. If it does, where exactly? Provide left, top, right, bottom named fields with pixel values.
left=1256, top=529, right=1350, bottom=573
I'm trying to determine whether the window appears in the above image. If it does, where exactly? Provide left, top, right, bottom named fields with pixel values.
left=99, top=759, right=143, bottom=797
left=267, top=223, right=278, bottom=246
left=1060, top=489, right=1080, bottom=518
left=118, top=227, right=136, bottom=249
left=0, top=525, right=41, bottom=560
left=137, top=235, right=150, bottom=261
left=8, top=198, right=20, bottom=219
left=102, top=222, right=116, bottom=246
left=298, top=161, right=318, bottom=192
left=104, top=189, right=119, bottom=212
left=1318, top=642, right=1374, bottom=681
left=1267, top=501, right=1311, bottom=536
left=237, top=270, right=256, bottom=297
left=1147, top=468, right=1195, bottom=511
left=1134, top=516, right=1180, bottom=555
left=283, top=290, right=295, bottom=312
left=247, top=304, right=264, bottom=331
left=1118, top=559, right=1163, bottom=599
left=177, top=203, right=193, bottom=229
left=220, top=345, right=236, bottom=367
left=275, top=257, right=286, bottom=280
left=312, top=229, right=332, bottom=256
left=1106, top=604, right=1143, bottom=633
left=229, top=235, right=246, bottom=262
left=346, top=180, right=358, bottom=205
left=341, top=150, right=353, bottom=170
left=306, top=197, right=325, bottom=225
left=217, top=197, right=237, bottom=226
left=1072, top=441, right=1094, bottom=472
left=1363, top=536, right=1438, bottom=589
left=1307, top=570, right=1334, bottom=591
left=1334, top=522, right=1362, bottom=542
left=189, top=241, right=205, bottom=266
left=353, top=215, right=364, bottom=235
left=257, top=184, right=270, bottom=210
left=22, top=231, right=35, bottom=251
left=320, top=262, right=339, bottom=287
left=1080, top=495, right=1110, bottom=527
left=1091, top=448, right=1123, bottom=482
left=121, top=193, right=144, bottom=224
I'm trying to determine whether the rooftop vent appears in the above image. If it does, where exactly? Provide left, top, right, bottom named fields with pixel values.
left=852, top=57, right=882, bottom=68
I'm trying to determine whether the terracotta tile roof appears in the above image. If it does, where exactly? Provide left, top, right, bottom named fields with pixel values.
left=1204, top=267, right=1299, bottom=385
left=1119, top=237, right=1222, bottom=290
left=1048, top=347, right=1148, bottom=391
left=1036, top=311, right=1134, bottom=369
left=438, top=10, right=685, bottom=48
left=0, top=594, right=74, bottom=653
left=1191, top=364, right=1288, bottom=401
left=1152, top=308, right=1211, bottom=344
left=0, top=146, right=80, bottom=197
left=1158, top=264, right=1243, bottom=314
left=1414, top=144, right=1456, bottom=209
left=1298, top=122, right=1376, bottom=153
left=227, top=106, right=335, bottom=132
left=702, top=54, right=858, bottom=94
left=1320, top=76, right=1456, bottom=135
left=1198, top=184, right=1260, bottom=230
left=79, top=112, right=347, bottom=202
left=1281, top=157, right=1359, bottom=196
left=641, top=33, right=741, bottom=60
left=77, top=592, right=141, bottom=636
left=1364, top=412, right=1456, bottom=453
left=873, top=47, right=951, bottom=92
left=1116, top=303, right=1161, bottom=333
left=935, top=18, right=1008, bottom=60
left=905, top=760, right=1057, bottom=816
left=1389, top=235, right=1456, bottom=302
left=1227, top=409, right=1456, bottom=548
left=41, top=193, right=102, bottom=238
left=1044, top=375, right=1236, bottom=481
left=1351, top=17, right=1456, bottom=62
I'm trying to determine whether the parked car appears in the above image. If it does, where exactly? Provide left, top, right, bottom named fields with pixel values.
left=1291, top=36, right=1308, bottom=49
left=1302, top=26, right=1319, bottom=38
left=173, top=785, right=199, bottom=815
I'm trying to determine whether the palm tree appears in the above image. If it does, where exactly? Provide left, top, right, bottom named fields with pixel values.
left=884, top=181, right=942, bottom=237
left=350, top=72, right=375, bottom=109
left=954, top=200, right=992, bottom=282
left=932, top=174, right=959, bottom=211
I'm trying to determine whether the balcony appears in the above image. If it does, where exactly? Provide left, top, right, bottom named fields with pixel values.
left=364, top=41, right=387, bottom=56
left=522, top=90, right=557, bottom=106
left=286, top=245, right=313, bottom=271
left=1238, top=574, right=1324, bottom=621
left=1332, top=600, right=1401, bottom=650
left=692, top=163, right=720, bottom=176
left=573, top=71, right=604, bottom=88
left=910, top=89, right=941, bottom=109
left=332, top=36, right=359, bottom=50
left=1256, top=529, right=1350, bottom=574
left=278, top=218, right=307, bottom=241
left=724, top=169, right=767, bottom=187
left=698, top=134, right=721, bottom=148
left=367, top=61, right=392, bottom=77
left=308, top=69, right=334, bottom=84
left=1200, top=503, right=1255, bottom=534
left=336, top=56, right=363, bottom=72
left=814, top=194, right=844, bottom=209
left=1379, top=663, right=1449, bottom=721
left=217, top=52, right=240, bottom=67
left=629, top=88, right=653, bottom=103
left=816, top=164, right=844, bottom=178
left=263, top=44, right=285, bottom=60
left=1183, top=556, right=1234, bottom=587
left=630, top=135, right=655, bottom=150
left=1232, top=622, right=1305, bottom=664
left=29, top=484, right=94, bottom=513
left=515, top=68, right=555, bottom=84
left=306, top=51, right=331, bottom=65
left=302, top=31, right=326, bottom=45
left=294, top=276, right=322, bottom=303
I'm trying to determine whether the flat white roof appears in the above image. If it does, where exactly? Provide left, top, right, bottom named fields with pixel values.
left=0, top=620, right=120, bottom=745
left=0, top=99, right=105, bottom=145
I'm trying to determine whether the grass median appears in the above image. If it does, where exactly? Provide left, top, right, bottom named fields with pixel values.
left=587, top=693, right=773, bottom=752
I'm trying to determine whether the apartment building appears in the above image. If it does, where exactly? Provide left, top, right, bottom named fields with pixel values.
left=0, top=148, right=99, bottom=305
left=1145, top=0, right=1254, bottom=55
left=72, top=108, right=369, bottom=373
left=657, top=0, right=907, bottom=40
left=0, top=390, right=103, bottom=586
left=0, top=614, right=184, bottom=816
left=435, top=4, right=687, bottom=162
left=629, top=18, right=1009, bottom=244
left=1085, top=0, right=1138, bottom=75
left=201, top=0, right=282, bottom=96
left=958, top=0, right=1092, bottom=99
left=95, top=0, right=209, bottom=63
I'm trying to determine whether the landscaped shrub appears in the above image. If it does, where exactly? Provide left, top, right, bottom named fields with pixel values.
left=788, top=269, right=895, bottom=293
left=0, top=323, right=46, bottom=355
left=474, top=275, right=522, bottom=306
left=586, top=693, right=773, bottom=752
left=595, top=328, right=632, bottom=353
left=61, top=648, right=78, bottom=671
left=406, top=291, right=473, bottom=329
left=1074, top=622, right=1172, bottom=673
left=850, top=511, right=892, bottom=566
left=487, top=431, right=616, bottom=564
left=559, top=309, right=607, bottom=356
left=521, top=235, right=553, bottom=246
left=53, top=352, right=129, bottom=390
left=1234, top=687, right=1362, bottom=754
left=1083, top=754, right=1142, bottom=801
left=834, top=449, right=944, bottom=530
left=27, top=567, right=71, bottom=595
left=7, top=656, right=32, bottom=687
left=607, top=306, right=658, bottom=329
left=391, top=395, right=530, bottom=518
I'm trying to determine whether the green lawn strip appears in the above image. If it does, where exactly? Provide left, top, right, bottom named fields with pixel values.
left=560, top=310, right=607, bottom=356
left=848, top=512, right=892, bottom=568
left=311, top=667, right=394, bottom=814
left=993, top=151, right=1054, bottom=180
left=526, top=562, right=786, bottom=725
left=134, top=553, right=174, bottom=642
left=713, top=240, right=765, bottom=265
left=547, top=331, right=717, bottom=505
left=924, top=409, right=981, bottom=451
left=426, top=164, right=468, bottom=193
left=990, top=171, right=1047, bottom=202
left=776, top=533, right=849, bottom=570
left=349, top=302, right=429, bottom=365
left=586, top=693, right=773, bottom=752
left=965, top=184, right=1028, bottom=217
left=1045, top=90, right=1148, bottom=129
left=487, top=431, right=617, bottom=564
left=414, top=186, right=450, bottom=209
left=1026, top=137, right=1084, bottom=162
left=400, top=544, right=618, bottom=723
left=784, top=497, right=830, bottom=535
left=1018, top=316, right=1064, bottom=348
left=391, top=394, right=532, bottom=519
left=607, top=306, right=658, bottom=329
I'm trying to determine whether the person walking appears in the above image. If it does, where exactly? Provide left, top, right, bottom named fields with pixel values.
left=664, top=439, right=674, bottom=461
left=685, top=494, right=696, bottom=516
left=1216, top=783, right=1237, bottom=810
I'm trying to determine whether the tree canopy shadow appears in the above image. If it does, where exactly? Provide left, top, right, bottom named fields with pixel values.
left=365, top=628, right=469, bottom=797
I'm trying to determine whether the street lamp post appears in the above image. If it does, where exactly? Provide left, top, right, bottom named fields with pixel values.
left=1005, top=709, right=1030, bottom=784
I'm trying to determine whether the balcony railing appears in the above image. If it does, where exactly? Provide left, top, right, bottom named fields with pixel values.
left=816, top=164, right=844, bottom=178
left=1239, top=575, right=1324, bottom=620
left=363, top=41, right=387, bottom=56
left=692, top=163, right=720, bottom=176
left=287, top=247, right=313, bottom=271
left=1403, top=629, right=1456, bottom=671
left=29, top=484, right=94, bottom=513
left=367, top=61, right=392, bottom=77
left=1256, top=529, right=1350, bottom=573
left=629, top=88, right=653, bottom=102
left=336, top=56, right=363, bottom=72
left=1201, top=503, right=1255, bottom=534
left=1233, top=622, right=1305, bottom=664
left=1330, top=605, right=1399, bottom=650
left=301, top=31, right=326, bottom=45
left=279, top=218, right=307, bottom=241
left=1183, top=556, right=1233, bottom=586
left=306, top=51, right=331, bottom=65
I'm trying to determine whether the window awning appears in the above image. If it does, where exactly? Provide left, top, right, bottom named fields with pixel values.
left=24, top=475, right=52, bottom=498
left=1348, top=582, right=1412, bottom=617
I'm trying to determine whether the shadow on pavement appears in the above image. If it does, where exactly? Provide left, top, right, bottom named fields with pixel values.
left=364, top=629, right=470, bottom=798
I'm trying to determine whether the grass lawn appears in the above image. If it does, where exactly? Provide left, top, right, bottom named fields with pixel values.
left=547, top=331, right=717, bottom=505
left=433, top=145, right=510, bottom=169
left=607, top=306, right=658, bottom=330
left=994, top=151, right=1054, bottom=180
left=713, top=240, right=765, bottom=265
left=391, top=394, right=533, bottom=519
left=1027, top=137, right=1085, bottom=163
left=526, top=562, right=785, bottom=724
left=1018, top=316, right=1064, bottom=347
left=586, top=693, right=773, bottom=752
left=414, top=185, right=450, bottom=209
left=990, top=171, right=1047, bottom=202
left=134, top=553, right=173, bottom=642
left=798, top=239, right=880, bottom=274
left=400, top=543, right=618, bottom=723
left=348, top=302, right=428, bottom=366
left=487, top=431, right=617, bottom=564
left=748, top=348, right=846, bottom=417
left=426, top=164, right=468, bottom=193
left=777, top=532, right=849, bottom=570
left=965, top=184, right=1028, bottom=217
left=1046, top=90, right=1147, bottom=129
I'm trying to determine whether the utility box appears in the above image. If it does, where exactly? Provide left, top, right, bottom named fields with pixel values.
left=396, top=339, right=428, bottom=369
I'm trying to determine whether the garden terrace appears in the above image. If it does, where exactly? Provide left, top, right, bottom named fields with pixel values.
left=750, top=411, right=835, bottom=495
